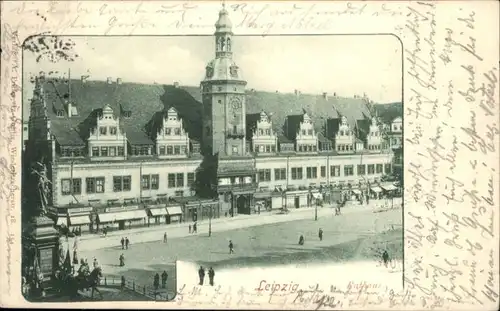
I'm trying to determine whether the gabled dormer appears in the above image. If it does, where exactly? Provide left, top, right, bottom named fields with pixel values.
left=88, top=104, right=128, bottom=161
left=335, top=116, right=355, bottom=153
left=252, top=111, right=277, bottom=154
left=156, top=107, right=190, bottom=158
left=295, top=111, right=318, bottom=153
left=367, top=116, right=381, bottom=152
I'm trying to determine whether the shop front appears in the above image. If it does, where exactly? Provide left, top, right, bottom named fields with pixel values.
left=166, top=205, right=183, bottom=224
left=66, top=206, right=92, bottom=234
left=147, top=205, right=168, bottom=226
left=284, top=189, right=309, bottom=209
left=254, top=191, right=272, bottom=213
left=96, top=207, right=148, bottom=232
left=46, top=206, right=68, bottom=228
left=380, top=183, right=398, bottom=197
left=174, top=197, right=220, bottom=223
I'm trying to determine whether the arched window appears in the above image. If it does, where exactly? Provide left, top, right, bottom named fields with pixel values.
left=226, top=38, right=231, bottom=51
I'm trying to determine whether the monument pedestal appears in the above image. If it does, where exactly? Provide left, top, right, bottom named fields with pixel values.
left=23, top=215, right=59, bottom=287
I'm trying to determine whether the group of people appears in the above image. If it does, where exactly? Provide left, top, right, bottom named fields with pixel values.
left=198, top=266, right=216, bottom=286
left=298, top=228, right=324, bottom=245
left=153, top=271, right=169, bottom=290
left=120, top=237, right=130, bottom=250
left=188, top=222, right=198, bottom=234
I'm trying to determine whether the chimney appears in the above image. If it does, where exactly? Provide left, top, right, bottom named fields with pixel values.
left=333, top=92, right=337, bottom=97
left=294, top=89, right=300, bottom=96
left=173, top=81, right=179, bottom=88
left=117, top=78, right=122, bottom=85
left=322, top=92, right=328, bottom=100
left=107, top=77, right=112, bottom=84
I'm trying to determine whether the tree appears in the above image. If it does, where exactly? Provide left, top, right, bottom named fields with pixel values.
left=191, top=152, right=219, bottom=199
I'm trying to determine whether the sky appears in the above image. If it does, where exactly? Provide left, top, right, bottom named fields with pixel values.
left=23, top=34, right=402, bottom=117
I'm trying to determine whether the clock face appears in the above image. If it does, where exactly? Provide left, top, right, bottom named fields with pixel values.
left=230, top=97, right=242, bottom=110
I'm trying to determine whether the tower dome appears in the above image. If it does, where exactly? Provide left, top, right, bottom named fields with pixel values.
left=215, top=5, right=232, bottom=33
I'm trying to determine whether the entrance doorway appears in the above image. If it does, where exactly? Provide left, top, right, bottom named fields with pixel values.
left=294, top=197, right=299, bottom=209
left=236, top=195, right=250, bottom=214
left=119, top=220, right=125, bottom=230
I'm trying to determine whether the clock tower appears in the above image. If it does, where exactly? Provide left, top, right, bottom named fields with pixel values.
left=201, top=4, right=247, bottom=156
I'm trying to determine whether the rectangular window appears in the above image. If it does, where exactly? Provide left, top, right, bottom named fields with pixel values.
left=168, top=174, right=176, bottom=188
left=344, top=165, right=354, bottom=176
left=113, top=176, right=131, bottom=192
left=118, top=146, right=125, bottom=156
left=320, top=166, right=326, bottom=178
left=292, top=167, right=303, bottom=180
left=385, top=164, right=392, bottom=174
left=142, top=175, right=150, bottom=190
left=367, top=164, right=375, bottom=175
left=357, top=164, right=366, bottom=176
left=258, top=169, right=271, bottom=182
left=274, top=168, right=286, bottom=181
left=109, top=146, right=116, bottom=156
left=265, top=129, right=271, bottom=135
left=187, top=172, right=195, bottom=187
left=167, top=146, right=173, bottom=155
left=330, top=165, right=341, bottom=177
left=180, top=146, right=186, bottom=154
left=100, top=127, right=107, bottom=135
left=141, top=146, right=149, bottom=155
left=61, top=179, right=71, bottom=195
left=159, top=146, right=166, bottom=155
left=101, top=147, right=108, bottom=157
left=166, top=128, right=172, bottom=135
left=308, top=129, right=313, bottom=135
left=176, top=173, right=184, bottom=187
left=174, top=146, right=180, bottom=154
left=92, top=147, right=99, bottom=157
left=271, top=145, right=276, bottom=152
left=151, top=174, right=159, bottom=190
left=86, top=177, right=105, bottom=194
left=302, top=130, right=306, bottom=135
left=265, top=145, right=271, bottom=153
left=175, top=190, right=184, bottom=197
left=376, top=164, right=383, bottom=174
left=174, top=128, right=181, bottom=135
left=110, top=127, right=117, bottom=135
left=72, top=178, right=81, bottom=194
left=306, top=167, right=317, bottom=179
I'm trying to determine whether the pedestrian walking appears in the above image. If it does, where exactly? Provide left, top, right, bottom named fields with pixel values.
left=119, top=253, right=125, bottom=267
left=193, top=222, right=197, bottom=233
left=163, top=232, right=167, bottom=243
left=121, top=237, right=125, bottom=250
left=298, top=235, right=304, bottom=245
left=229, top=240, right=234, bottom=254
left=93, top=257, right=99, bottom=269
left=318, top=228, right=323, bottom=241
left=125, top=237, right=130, bottom=249
left=154, top=273, right=160, bottom=291
left=382, top=250, right=390, bottom=268
left=189, top=224, right=192, bottom=234
left=198, top=266, right=205, bottom=285
left=208, top=267, right=215, bottom=286
left=161, top=271, right=168, bottom=289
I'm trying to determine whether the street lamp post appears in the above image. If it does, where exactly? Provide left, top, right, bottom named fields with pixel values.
left=209, top=203, right=212, bottom=237
left=315, top=199, right=318, bottom=221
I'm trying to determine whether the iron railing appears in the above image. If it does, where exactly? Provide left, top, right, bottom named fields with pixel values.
left=100, top=274, right=174, bottom=301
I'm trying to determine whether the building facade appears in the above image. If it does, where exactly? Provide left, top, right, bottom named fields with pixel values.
left=25, top=6, right=397, bottom=233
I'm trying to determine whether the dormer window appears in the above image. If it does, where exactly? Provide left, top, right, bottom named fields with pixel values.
left=308, top=129, right=313, bottom=135
left=123, top=111, right=132, bottom=118
left=110, top=127, right=117, bottom=135
left=100, top=127, right=107, bottom=135
left=174, top=128, right=181, bottom=135
left=166, top=128, right=172, bottom=135
left=56, top=110, right=64, bottom=117
left=265, top=129, right=270, bottom=135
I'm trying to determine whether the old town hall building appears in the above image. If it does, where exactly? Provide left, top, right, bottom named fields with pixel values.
left=25, top=7, right=396, bottom=233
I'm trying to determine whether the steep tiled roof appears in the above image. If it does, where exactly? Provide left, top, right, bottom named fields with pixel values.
left=372, top=102, right=403, bottom=124
left=40, top=79, right=374, bottom=146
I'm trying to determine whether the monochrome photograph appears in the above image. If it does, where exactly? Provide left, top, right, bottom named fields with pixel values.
left=21, top=4, right=403, bottom=302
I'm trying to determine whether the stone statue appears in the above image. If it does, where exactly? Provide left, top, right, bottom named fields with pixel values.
left=31, top=160, right=52, bottom=216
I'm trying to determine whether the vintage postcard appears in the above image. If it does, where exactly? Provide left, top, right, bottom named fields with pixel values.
left=0, top=0, right=499, bottom=309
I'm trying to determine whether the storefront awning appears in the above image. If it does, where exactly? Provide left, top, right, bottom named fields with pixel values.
left=254, top=192, right=271, bottom=199
left=166, top=206, right=183, bottom=215
left=381, top=184, right=398, bottom=191
left=371, top=187, right=383, bottom=193
left=352, top=189, right=362, bottom=195
left=149, top=207, right=168, bottom=216
left=69, top=215, right=90, bottom=226
left=56, top=217, right=67, bottom=227
left=98, top=209, right=147, bottom=223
